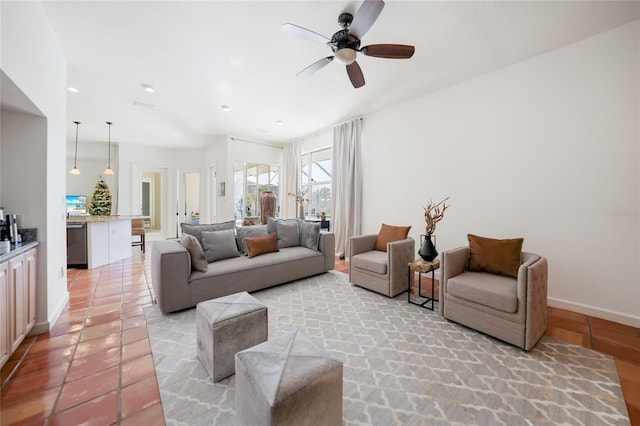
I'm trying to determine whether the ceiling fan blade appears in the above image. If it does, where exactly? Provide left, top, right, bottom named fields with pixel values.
left=361, top=44, right=415, bottom=59
left=349, top=0, right=385, bottom=39
left=346, top=61, right=365, bottom=88
left=281, top=23, right=329, bottom=45
left=297, top=57, right=334, bottom=78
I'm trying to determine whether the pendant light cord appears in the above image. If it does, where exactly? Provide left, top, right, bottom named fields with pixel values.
left=73, top=121, right=80, bottom=168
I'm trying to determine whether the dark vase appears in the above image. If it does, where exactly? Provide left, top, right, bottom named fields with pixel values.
left=419, top=234, right=438, bottom=261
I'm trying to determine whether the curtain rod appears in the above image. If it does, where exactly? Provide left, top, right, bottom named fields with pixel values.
left=229, top=137, right=284, bottom=150
left=285, top=116, right=364, bottom=145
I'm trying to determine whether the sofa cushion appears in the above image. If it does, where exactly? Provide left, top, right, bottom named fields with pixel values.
left=447, top=270, right=518, bottom=313
left=237, top=225, right=268, bottom=255
left=202, top=229, right=241, bottom=263
left=276, top=220, right=300, bottom=248
left=181, top=220, right=236, bottom=246
left=374, top=224, right=411, bottom=252
left=180, top=234, right=208, bottom=272
left=299, top=221, right=320, bottom=250
left=245, top=233, right=279, bottom=258
left=467, top=234, right=523, bottom=278
left=351, top=250, right=388, bottom=275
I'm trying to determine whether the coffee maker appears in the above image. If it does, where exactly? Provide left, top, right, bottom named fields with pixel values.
left=0, top=208, right=18, bottom=243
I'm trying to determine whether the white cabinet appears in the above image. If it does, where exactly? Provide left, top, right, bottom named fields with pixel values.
left=25, top=248, right=37, bottom=332
left=8, top=253, right=26, bottom=353
left=0, top=261, right=9, bottom=368
left=86, top=219, right=132, bottom=269
left=0, top=246, right=37, bottom=368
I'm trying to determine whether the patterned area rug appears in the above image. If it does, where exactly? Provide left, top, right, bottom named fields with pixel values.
left=144, top=271, right=629, bottom=425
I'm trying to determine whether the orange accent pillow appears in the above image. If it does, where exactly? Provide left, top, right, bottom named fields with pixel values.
left=374, top=224, right=411, bottom=252
left=244, top=233, right=279, bottom=258
left=467, top=234, right=524, bottom=278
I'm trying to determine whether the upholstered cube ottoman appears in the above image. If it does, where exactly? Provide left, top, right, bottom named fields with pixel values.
left=235, top=329, right=343, bottom=426
left=196, top=291, right=267, bottom=382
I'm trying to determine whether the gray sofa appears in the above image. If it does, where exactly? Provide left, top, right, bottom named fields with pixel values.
left=151, top=232, right=335, bottom=314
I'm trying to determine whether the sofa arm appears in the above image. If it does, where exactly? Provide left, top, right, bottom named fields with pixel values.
left=349, top=234, right=377, bottom=258
left=439, top=246, right=469, bottom=315
left=388, top=237, right=415, bottom=296
left=151, top=239, right=192, bottom=314
left=318, top=232, right=336, bottom=271
left=523, top=253, right=548, bottom=350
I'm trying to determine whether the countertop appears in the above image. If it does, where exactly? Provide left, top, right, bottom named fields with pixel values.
left=66, top=215, right=142, bottom=223
left=0, top=241, right=39, bottom=263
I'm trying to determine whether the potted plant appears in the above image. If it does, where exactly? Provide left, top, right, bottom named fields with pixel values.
left=419, top=197, right=450, bottom=261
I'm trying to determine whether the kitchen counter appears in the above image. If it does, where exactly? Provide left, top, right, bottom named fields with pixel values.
left=67, top=215, right=143, bottom=223
left=66, top=217, right=133, bottom=269
left=0, top=241, right=39, bottom=263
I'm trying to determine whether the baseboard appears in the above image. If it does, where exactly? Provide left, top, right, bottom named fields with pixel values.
left=28, top=320, right=50, bottom=336
left=27, top=291, right=69, bottom=337
left=548, top=297, right=640, bottom=328
left=44, top=291, right=70, bottom=333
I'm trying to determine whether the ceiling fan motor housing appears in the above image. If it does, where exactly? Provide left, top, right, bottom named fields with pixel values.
left=329, top=29, right=361, bottom=53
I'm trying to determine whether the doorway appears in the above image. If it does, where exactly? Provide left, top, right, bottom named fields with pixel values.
left=141, top=171, right=162, bottom=233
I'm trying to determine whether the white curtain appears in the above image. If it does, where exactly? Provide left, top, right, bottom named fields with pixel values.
left=281, top=140, right=302, bottom=219
left=332, top=119, right=362, bottom=258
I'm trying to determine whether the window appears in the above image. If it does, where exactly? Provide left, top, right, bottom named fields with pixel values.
left=234, top=162, right=280, bottom=224
left=301, top=147, right=332, bottom=218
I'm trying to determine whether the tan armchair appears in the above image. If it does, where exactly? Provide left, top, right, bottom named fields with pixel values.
left=439, top=245, right=548, bottom=351
left=349, top=234, right=415, bottom=297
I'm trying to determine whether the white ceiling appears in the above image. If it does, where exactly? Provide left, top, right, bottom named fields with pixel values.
left=39, top=0, right=639, bottom=149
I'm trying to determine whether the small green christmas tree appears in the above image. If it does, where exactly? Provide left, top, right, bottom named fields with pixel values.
left=88, top=178, right=113, bottom=216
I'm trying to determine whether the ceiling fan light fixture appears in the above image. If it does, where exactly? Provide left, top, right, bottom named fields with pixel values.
left=334, top=48, right=357, bottom=65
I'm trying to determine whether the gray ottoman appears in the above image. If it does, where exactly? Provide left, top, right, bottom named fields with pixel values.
left=196, top=291, right=267, bottom=382
left=235, top=328, right=343, bottom=426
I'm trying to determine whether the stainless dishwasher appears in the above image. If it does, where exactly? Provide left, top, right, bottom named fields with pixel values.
left=67, top=222, right=87, bottom=267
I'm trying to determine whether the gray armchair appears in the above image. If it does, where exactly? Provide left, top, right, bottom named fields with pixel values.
left=440, top=246, right=548, bottom=351
left=349, top=234, right=415, bottom=297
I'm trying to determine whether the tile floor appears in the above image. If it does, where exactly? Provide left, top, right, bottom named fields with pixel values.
left=0, top=247, right=638, bottom=425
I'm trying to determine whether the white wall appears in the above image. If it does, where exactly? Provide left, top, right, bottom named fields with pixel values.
left=1, top=1, right=69, bottom=332
left=361, top=21, right=639, bottom=326
left=113, top=135, right=282, bottom=238
left=118, top=143, right=176, bottom=238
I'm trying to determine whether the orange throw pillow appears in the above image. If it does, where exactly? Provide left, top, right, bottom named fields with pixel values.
left=374, top=224, right=411, bottom=252
left=467, top=234, right=523, bottom=278
left=244, top=233, right=279, bottom=258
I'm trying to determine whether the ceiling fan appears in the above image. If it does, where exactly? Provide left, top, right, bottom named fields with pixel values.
left=281, top=0, right=415, bottom=88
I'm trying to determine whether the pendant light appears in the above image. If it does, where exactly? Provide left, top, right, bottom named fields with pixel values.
left=104, top=121, right=114, bottom=175
left=70, top=121, right=81, bottom=175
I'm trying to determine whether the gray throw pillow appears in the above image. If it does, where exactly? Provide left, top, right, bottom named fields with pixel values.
left=266, top=216, right=278, bottom=235
left=237, top=224, right=268, bottom=255
left=299, top=221, right=320, bottom=250
left=201, top=229, right=241, bottom=262
left=180, top=234, right=208, bottom=272
left=276, top=220, right=300, bottom=248
left=181, top=220, right=236, bottom=246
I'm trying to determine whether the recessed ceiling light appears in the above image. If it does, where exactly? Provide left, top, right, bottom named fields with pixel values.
left=67, top=87, right=79, bottom=93
left=133, top=100, right=156, bottom=109
left=221, top=105, right=230, bottom=112
left=276, top=120, right=284, bottom=126
left=142, top=84, right=155, bottom=93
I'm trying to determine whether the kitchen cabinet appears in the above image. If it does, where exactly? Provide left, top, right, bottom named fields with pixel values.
left=0, top=261, right=9, bottom=368
left=0, top=246, right=37, bottom=368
